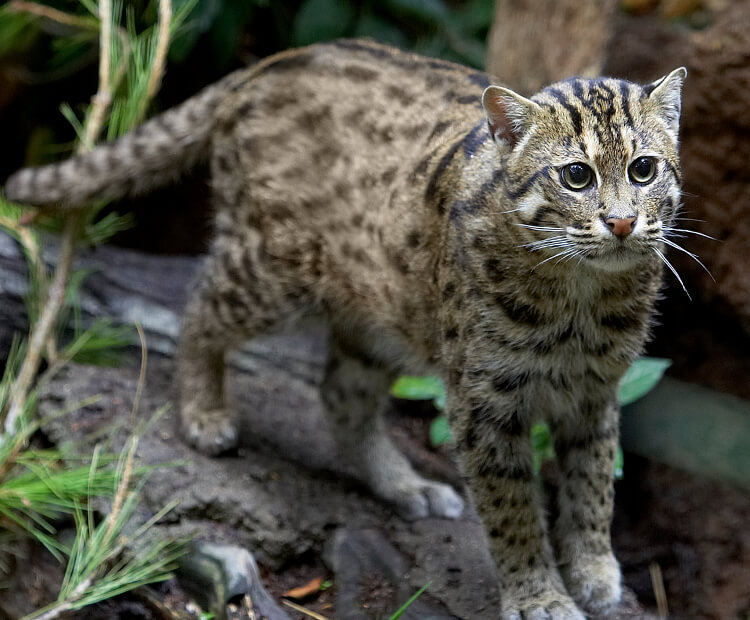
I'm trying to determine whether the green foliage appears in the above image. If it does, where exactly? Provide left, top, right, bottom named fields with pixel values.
left=154, top=0, right=494, bottom=70
left=391, top=357, right=670, bottom=477
left=619, top=357, right=672, bottom=406
left=429, top=414, right=452, bottom=447
left=390, top=375, right=446, bottom=409
left=530, top=423, right=556, bottom=475
left=0, top=8, right=38, bottom=58
left=0, top=2, right=193, bottom=616
left=290, top=0, right=492, bottom=67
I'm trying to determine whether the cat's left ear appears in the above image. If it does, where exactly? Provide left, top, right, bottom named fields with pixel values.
left=482, top=85, right=539, bottom=148
left=646, top=67, right=687, bottom=138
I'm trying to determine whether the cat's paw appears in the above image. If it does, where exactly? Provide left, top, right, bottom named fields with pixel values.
left=501, top=593, right=585, bottom=620
left=560, top=552, right=622, bottom=615
left=182, top=408, right=238, bottom=455
left=384, top=478, right=464, bottom=521
left=500, top=591, right=586, bottom=620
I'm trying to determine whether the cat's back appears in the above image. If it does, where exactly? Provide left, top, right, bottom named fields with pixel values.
left=209, top=39, right=495, bottom=334
left=211, top=39, right=490, bottom=207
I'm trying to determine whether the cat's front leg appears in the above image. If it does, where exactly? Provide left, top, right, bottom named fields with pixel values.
left=551, top=399, right=622, bottom=616
left=448, top=383, right=584, bottom=620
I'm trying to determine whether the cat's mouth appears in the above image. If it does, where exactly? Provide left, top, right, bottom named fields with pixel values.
left=581, top=241, right=653, bottom=271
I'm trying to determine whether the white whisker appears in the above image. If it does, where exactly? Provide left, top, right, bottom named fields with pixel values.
left=522, top=236, right=570, bottom=250
left=515, top=223, right=566, bottom=232
left=663, top=226, right=717, bottom=241
left=561, top=249, right=587, bottom=264
left=653, top=247, right=691, bottom=300
left=533, top=247, right=578, bottom=269
left=658, top=237, right=715, bottom=281
left=673, top=216, right=706, bottom=224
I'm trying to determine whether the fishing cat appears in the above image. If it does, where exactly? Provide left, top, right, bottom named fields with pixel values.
left=4, top=39, right=686, bottom=619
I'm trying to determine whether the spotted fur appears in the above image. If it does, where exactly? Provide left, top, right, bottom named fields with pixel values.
left=4, top=39, right=687, bottom=619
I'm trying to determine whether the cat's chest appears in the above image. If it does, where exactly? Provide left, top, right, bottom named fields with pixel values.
left=463, top=274, right=651, bottom=373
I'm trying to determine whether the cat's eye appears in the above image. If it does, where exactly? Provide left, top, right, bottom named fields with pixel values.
left=628, top=157, right=657, bottom=184
left=560, top=163, right=593, bottom=191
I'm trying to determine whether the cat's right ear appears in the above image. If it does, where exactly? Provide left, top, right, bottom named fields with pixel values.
left=482, top=86, right=538, bottom=148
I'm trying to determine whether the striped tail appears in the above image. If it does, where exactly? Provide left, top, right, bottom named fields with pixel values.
left=4, top=80, right=227, bottom=208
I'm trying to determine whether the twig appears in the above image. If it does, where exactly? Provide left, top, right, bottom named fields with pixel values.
left=3, top=214, right=81, bottom=433
left=145, top=0, right=172, bottom=102
left=3, top=0, right=114, bottom=435
left=81, top=0, right=113, bottom=151
left=130, top=322, right=147, bottom=427
left=102, top=436, right=137, bottom=546
left=7, top=1, right=97, bottom=30
left=282, top=600, right=331, bottom=620
left=650, top=561, right=669, bottom=619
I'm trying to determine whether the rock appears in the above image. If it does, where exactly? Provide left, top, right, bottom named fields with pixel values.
left=178, top=542, right=292, bottom=620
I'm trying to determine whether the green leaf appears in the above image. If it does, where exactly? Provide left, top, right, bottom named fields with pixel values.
left=390, top=375, right=446, bottom=410
left=67, top=320, right=136, bottom=367
left=619, top=357, right=671, bottom=406
left=292, top=0, right=355, bottom=46
left=429, top=415, right=453, bottom=447
left=530, top=423, right=555, bottom=474
left=614, top=446, right=624, bottom=480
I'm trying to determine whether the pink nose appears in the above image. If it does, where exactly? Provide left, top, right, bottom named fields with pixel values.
left=604, top=216, right=637, bottom=238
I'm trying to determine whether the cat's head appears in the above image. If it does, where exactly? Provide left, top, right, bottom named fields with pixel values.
left=482, top=68, right=686, bottom=274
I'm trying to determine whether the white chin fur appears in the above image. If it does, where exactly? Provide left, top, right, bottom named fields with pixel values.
left=583, top=250, right=646, bottom=272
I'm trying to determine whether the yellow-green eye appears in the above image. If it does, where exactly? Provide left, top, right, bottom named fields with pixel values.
left=629, top=156, right=657, bottom=184
left=561, top=163, right=593, bottom=190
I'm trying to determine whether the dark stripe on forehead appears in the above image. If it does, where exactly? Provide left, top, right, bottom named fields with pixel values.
left=546, top=88, right=583, bottom=136
left=596, top=82, right=616, bottom=107
left=571, top=78, right=587, bottom=103
left=617, top=82, right=634, bottom=127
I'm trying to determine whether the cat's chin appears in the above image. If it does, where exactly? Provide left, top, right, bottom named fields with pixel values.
left=582, top=250, right=649, bottom=273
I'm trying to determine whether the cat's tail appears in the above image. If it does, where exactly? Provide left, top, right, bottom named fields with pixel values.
left=4, top=78, right=230, bottom=208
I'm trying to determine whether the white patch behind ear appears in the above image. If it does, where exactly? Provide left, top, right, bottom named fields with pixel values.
left=647, top=67, right=687, bottom=137
left=482, top=85, right=538, bottom=148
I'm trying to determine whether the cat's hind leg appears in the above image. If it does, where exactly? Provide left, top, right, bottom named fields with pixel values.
left=178, top=237, right=303, bottom=455
left=321, top=334, right=464, bottom=520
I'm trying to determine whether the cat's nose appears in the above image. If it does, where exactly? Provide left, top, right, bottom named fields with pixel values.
left=603, top=216, right=637, bottom=238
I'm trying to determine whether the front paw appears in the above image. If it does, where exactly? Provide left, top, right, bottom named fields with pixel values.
left=502, top=590, right=585, bottom=620
left=560, top=552, right=622, bottom=616
left=181, top=408, right=238, bottom=455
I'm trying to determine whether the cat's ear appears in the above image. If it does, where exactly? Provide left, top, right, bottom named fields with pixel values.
left=482, top=86, right=539, bottom=148
left=646, top=67, right=687, bottom=137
